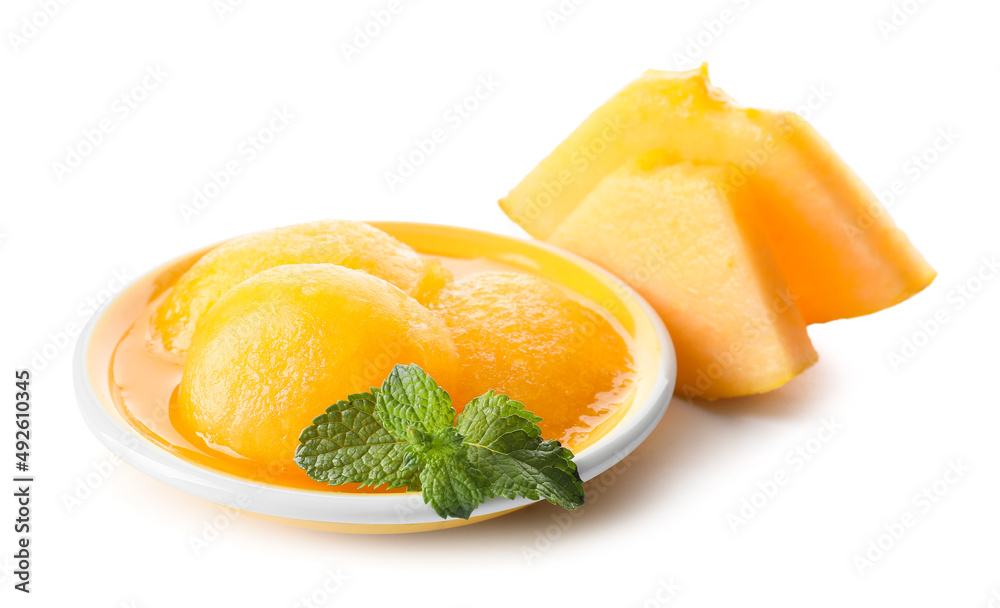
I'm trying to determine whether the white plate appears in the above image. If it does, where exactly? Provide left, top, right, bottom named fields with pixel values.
left=73, top=224, right=676, bottom=533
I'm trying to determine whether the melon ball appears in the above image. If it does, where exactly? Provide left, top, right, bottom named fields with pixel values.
left=151, top=219, right=449, bottom=361
left=429, top=271, right=633, bottom=445
left=176, top=264, right=458, bottom=473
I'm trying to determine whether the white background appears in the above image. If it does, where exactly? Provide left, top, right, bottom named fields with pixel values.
left=1, top=0, right=998, bottom=606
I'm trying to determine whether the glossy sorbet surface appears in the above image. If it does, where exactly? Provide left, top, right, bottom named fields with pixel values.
left=108, top=222, right=637, bottom=492
left=177, top=264, right=460, bottom=484
left=150, top=219, right=448, bottom=362
left=431, top=272, right=634, bottom=448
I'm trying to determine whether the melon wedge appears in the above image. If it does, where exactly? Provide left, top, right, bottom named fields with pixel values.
left=500, top=65, right=935, bottom=324
left=549, top=159, right=818, bottom=399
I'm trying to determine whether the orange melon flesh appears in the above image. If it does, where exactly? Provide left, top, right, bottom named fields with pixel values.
left=150, top=219, right=449, bottom=362
left=429, top=271, right=634, bottom=446
left=176, top=264, right=460, bottom=475
left=751, top=111, right=936, bottom=322
left=500, top=65, right=935, bottom=324
left=548, top=160, right=817, bottom=399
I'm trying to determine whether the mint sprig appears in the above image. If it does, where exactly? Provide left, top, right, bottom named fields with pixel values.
left=294, top=364, right=585, bottom=519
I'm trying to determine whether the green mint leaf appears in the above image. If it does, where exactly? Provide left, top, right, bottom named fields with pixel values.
left=296, top=365, right=586, bottom=521
left=294, top=391, right=421, bottom=491
left=375, top=364, right=455, bottom=439
left=419, top=448, right=488, bottom=520
left=455, top=390, right=543, bottom=447
left=457, top=391, right=585, bottom=510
